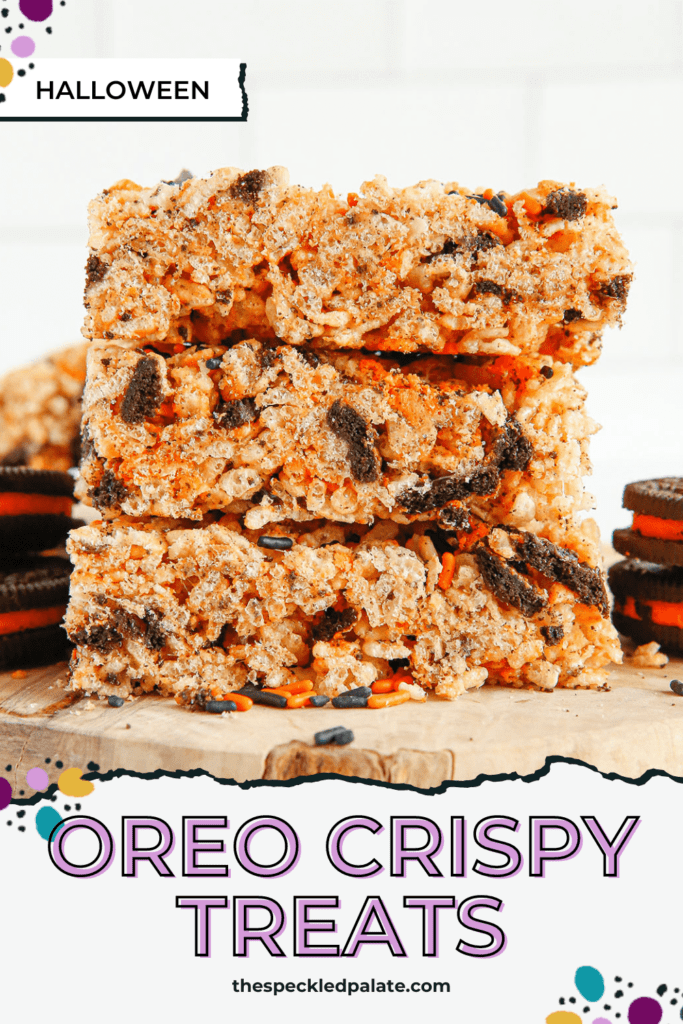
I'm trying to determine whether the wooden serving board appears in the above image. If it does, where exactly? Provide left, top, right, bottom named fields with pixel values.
left=1, top=651, right=683, bottom=792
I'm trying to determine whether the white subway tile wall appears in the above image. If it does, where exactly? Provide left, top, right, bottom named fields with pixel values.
left=0, top=0, right=681, bottom=536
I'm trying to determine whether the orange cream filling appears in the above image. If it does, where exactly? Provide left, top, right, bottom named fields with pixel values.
left=632, top=513, right=683, bottom=542
left=617, top=595, right=683, bottom=629
left=0, top=493, right=72, bottom=516
left=0, top=605, right=66, bottom=635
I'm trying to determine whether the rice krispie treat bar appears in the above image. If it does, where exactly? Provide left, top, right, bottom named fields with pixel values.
left=76, top=339, right=597, bottom=539
left=65, top=514, right=620, bottom=706
left=83, top=169, right=631, bottom=368
left=0, top=343, right=87, bottom=471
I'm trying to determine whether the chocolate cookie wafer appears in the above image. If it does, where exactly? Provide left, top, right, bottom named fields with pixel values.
left=608, top=558, right=683, bottom=654
left=0, top=554, right=72, bottom=668
left=613, top=478, right=683, bottom=567
left=0, top=467, right=79, bottom=552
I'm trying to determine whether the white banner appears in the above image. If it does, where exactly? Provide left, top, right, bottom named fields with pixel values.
left=0, top=58, right=247, bottom=120
left=0, top=762, right=678, bottom=1024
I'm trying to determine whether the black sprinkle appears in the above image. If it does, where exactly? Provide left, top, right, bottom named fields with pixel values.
left=257, top=536, right=293, bottom=551
left=670, top=679, right=683, bottom=696
left=205, top=357, right=223, bottom=369
left=236, top=688, right=287, bottom=709
left=540, top=366, right=554, bottom=379
left=487, top=194, right=507, bottom=217
left=108, top=695, right=125, bottom=708
left=205, top=700, right=238, bottom=713
left=308, top=695, right=330, bottom=707
left=315, top=726, right=354, bottom=746
left=331, top=688, right=370, bottom=709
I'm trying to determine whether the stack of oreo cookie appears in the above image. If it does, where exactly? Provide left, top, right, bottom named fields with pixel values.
left=0, top=467, right=77, bottom=669
left=610, top=479, right=683, bottom=653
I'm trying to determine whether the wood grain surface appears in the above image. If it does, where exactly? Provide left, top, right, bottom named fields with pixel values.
left=1, top=650, right=682, bottom=792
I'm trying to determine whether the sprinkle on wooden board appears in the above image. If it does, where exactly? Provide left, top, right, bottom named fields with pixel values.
left=368, top=690, right=411, bottom=709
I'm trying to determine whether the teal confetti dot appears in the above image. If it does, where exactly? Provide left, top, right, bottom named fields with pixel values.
left=35, top=805, right=64, bottom=841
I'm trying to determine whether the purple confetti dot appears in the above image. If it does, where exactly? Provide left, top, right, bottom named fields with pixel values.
left=0, top=777, right=11, bottom=809
left=627, top=997, right=662, bottom=1024
left=26, top=767, right=48, bottom=790
left=18, top=0, right=52, bottom=21
left=11, top=35, right=34, bottom=57
left=593, top=1019, right=612, bottom=1024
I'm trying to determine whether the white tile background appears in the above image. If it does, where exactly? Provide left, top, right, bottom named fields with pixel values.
left=0, top=0, right=681, bottom=538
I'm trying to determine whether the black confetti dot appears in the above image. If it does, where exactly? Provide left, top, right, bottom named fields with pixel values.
left=0, top=8, right=8, bottom=16
left=6, top=820, right=11, bottom=826
left=658, top=986, right=668, bottom=997
left=55, top=761, right=63, bottom=768
left=18, top=22, right=22, bottom=27
left=569, top=998, right=576, bottom=1004
left=615, top=990, right=624, bottom=998
left=18, top=826, right=25, bottom=832
left=17, top=69, right=25, bottom=76
left=28, top=62, right=34, bottom=68
left=627, top=983, right=633, bottom=989
left=604, top=1006, right=611, bottom=1011
left=64, top=804, right=71, bottom=811
left=16, top=810, right=25, bottom=818
left=559, top=998, right=565, bottom=1005
left=675, top=988, right=680, bottom=993
left=50, top=795, right=57, bottom=802
left=87, top=762, right=99, bottom=772
left=615, top=977, right=622, bottom=983
left=5, top=765, right=10, bottom=771
left=583, top=1008, right=589, bottom=1014
left=46, top=26, right=51, bottom=33
left=44, top=758, right=51, bottom=764
left=4, top=26, right=11, bottom=33
left=75, top=803, right=81, bottom=811
left=672, top=999, right=678, bottom=1005
left=18, top=790, right=23, bottom=795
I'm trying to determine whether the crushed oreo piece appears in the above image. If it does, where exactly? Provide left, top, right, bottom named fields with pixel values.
left=438, top=506, right=470, bottom=531
left=257, top=536, right=294, bottom=551
left=542, top=189, right=587, bottom=221
left=511, top=532, right=608, bottom=614
left=327, top=400, right=379, bottom=484
left=541, top=624, right=565, bottom=646
left=213, top=397, right=258, bottom=430
left=85, top=254, right=107, bottom=288
left=70, top=622, right=123, bottom=653
left=599, top=275, right=632, bottom=302
left=205, top=357, right=223, bottom=369
left=539, top=366, right=554, bottom=379
left=143, top=609, right=165, bottom=651
left=216, top=289, right=232, bottom=304
left=563, top=308, right=583, bottom=322
left=90, top=469, right=127, bottom=511
left=475, top=545, right=548, bottom=617
left=311, top=607, right=358, bottom=644
left=120, top=357, right=163, bottom=424
left=172, top=169, right=194, bottom=185
left=228, top=169, right=268, bottom=203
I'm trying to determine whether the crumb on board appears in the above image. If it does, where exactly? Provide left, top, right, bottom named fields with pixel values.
left=629, top=642, right=669, bottom=669
left=10, top=670, right=27, bottom=679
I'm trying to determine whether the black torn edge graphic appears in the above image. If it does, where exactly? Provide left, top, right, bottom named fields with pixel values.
left=0, top=62, right=248, bottom=122
left=8, top=754, right=683, bottom=806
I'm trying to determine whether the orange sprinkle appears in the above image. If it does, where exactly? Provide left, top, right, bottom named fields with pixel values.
left=518, top=191, right=543, bottom=217
left=0, top=493, right=72, bottom=517
left=261, top=687, right=293, bottom=697
left=438, top=552, right=456, bottom=590
left=391, top=674, right=413, bottom=688
left=347, top=192, right=359, bottom=207
left=10, top=669, right=27, bottom=679
left=286, top=691, right=316, bottom=709
left=368, top=691, right=411, bottom=710
left=633, top=513, right=683, bottom=542
left=371, top=678, right=395, bottom=694
left=226, top=693, right=253, bottom=712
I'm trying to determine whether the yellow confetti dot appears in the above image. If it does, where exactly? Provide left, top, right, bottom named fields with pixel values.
left=546, top=1013, right=582, bottom=1024
left=58, top=767, right=95, bottom=798
left=0, top=58, right=14, bottom=89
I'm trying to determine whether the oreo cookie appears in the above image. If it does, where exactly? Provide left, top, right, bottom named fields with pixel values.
left=0, top=467, right=78, bottom=552
left=608, top=558, right=683, bottom=653
left=0, top=554, right=72, bottom=669
left=613, top=478, right=683, bottom=567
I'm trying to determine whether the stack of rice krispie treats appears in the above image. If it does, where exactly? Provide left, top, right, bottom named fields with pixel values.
left=65, top=167, right=631, bottom=708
